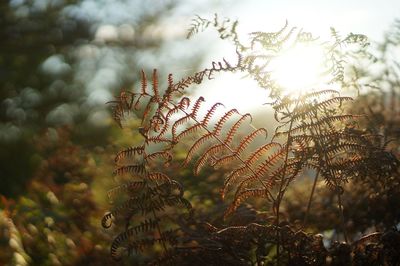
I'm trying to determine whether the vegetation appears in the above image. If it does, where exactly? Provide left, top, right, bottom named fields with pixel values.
left=1, top=1, right=399, bottom=264
left=104, top=16, right=400, bottom=265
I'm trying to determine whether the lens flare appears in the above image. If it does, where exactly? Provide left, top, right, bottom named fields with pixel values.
left=271, top=43, right=326, bottom=95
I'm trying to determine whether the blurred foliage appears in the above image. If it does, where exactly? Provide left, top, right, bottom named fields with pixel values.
left=0, top=127, right=115, bottom=265
left=0, top=0, right=204, bottom=196
left=0, top=0, right=207, bottom=264
left=1, top=0, right=400, bottom=264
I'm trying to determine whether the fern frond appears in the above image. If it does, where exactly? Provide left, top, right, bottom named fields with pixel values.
left=115, top=146, right=145, bottom=163
left=213, top=109, right=239, bottom=135
left=145, top=150, right=173, bottom=164
left=140, top=69, right=147, bottom=95
left=275, top=115, right=357, bottom=138
left=223, top=167, right=249, bottom=199
left=191, top=96, right=205, bottom=119
left=110, top=218, right=161, bottom=260
left=107, top=181, right=147, bottom=201
left=231, top=148, right=286, bottom=199
left=235, top=128, right=268, bottom=154
left=102, top=212, right=114, bottom=229
left=152, top=69, right=160, bottom=101
left=194, top=143, right=226, bottom=175
left=244, top=142, right=282, bottom=166
left=157, top=106, right=181, bottom=138
left=113, top=164, right=147, bottom=176
left=223, top=113, right=252, bottom=144
left=290, top=96, right=353, bottom=121
left=145, top=136, right=174, bottom=145
left=183, top=133, right=215, bottom=166
left=225, top=188, right=270, bottom=218
left=326, top=143, right=370, bottom=156
left=175, top=123, right=204, bottom=141
left=178, top=97, right=191, bottom=110
left=187, top=15, right=211, bottom=39
left=201, top=102, right=224, bottom=127
left=172, top=114, right=192, bottom=139
left=273, top=89, right=340, bottom=113
left=211, top=153, right=237, bottom=168
left=147, top=172, right=172, bottom=183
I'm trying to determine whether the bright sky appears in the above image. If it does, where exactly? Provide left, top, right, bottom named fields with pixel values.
left=209, top=0, right=400, bottom=41
left=188, top=0, right=400, bottom=112
left=64, top=0, right=400, bottom=114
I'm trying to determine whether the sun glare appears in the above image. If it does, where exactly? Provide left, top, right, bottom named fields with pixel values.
left=196, top=44, right=328, bottom=113
left=271, top=43, right=326, bottom=95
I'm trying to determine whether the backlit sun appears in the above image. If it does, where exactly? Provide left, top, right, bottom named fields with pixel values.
left=271, top=43, right=326, bottom=95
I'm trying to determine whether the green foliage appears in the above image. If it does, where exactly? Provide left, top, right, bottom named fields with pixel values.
left=0, top=127, right=118, bottom=265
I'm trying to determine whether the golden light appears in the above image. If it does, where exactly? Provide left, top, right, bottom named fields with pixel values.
left=271, top=43, right=326, bottom=95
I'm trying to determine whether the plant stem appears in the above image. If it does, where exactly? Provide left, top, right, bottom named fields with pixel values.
left=337, top=192, right=348, bottom=242
left=310, top=110, right=349, bottom=243
left=303, top=170, right=320, bottom=226
left=152, top=209, right=168, bottom=253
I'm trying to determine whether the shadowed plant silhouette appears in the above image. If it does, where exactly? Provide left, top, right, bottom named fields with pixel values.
left=103, top=15, right=400, bottom=265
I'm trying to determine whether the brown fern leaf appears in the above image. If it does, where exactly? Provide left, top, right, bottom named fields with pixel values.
left=145, top=136, right=174, bottom=145
left=194, top=143, right=226, bottom=175
left=145, top=150, right=173, bottom=165
left=235, top=128, right=268, bottom=155
left=265, top=158, right=303, bottom=187
left=152, top=69, right=159, bottom=101
left=172, top=114, right=192, bottom=139
left=244, top=142, right=282, bottom=167
left=107, top=181, right=147, bottom=202
left=213, top=109, right=239, bottom=135
left=224, top=188, right=270, bottom=218
left=115, top=146, right=145, bottom=163
left=140, top=97, right=157, bottom=127
left=201, top=102, right=225, bottom=127
left=183, top=132, right=215, bottom=166
left=223, top=113, right=252, bottom=144
left=191, top=96, right=205, bottom=119
left=110, top=218, right=161, bottom=260
left=274, top=89, right=340, bottom=113
left=211, top=153, right=237, bottom=168
left=157, top=106, right=181, bottom=138
left=301, top=89, right=340, bottom=101
left=163, top=196, right=193, bottom=212
left=321, top=170, right=341, bottom=191
left=110, top=220, right=158, bottom=261
left=292, top=96, right=353, bottom=120
left=109, top=91, right=136, bottom=128
left=178, top=97, right=191, bottom=110
left=103, top=196, right=145, bottom=228
left=329, top=156, right=364, bottom=171
left=222, top=167, right=249, bottom=200
left=250, top=147, right=286, bottom=180
left=175, top=123, right=204, bottom=142
left=167, top=73, right=174, bottom=88
left=111, top=105, right=124, bottom=128
left=275, top=114, right=357, bottom=138
left=113, top=164, right=147, bottom=176
left=149, top=115, right=165, bottom=132
left=140, top=69, right=148, bottom=95
left=102, top=212, right=114, bottom=229
left=147, top=172, right=172, bottom=183
left=326, top=143, right=370, bottom=156
left=230, top=148, right=286, bottom=199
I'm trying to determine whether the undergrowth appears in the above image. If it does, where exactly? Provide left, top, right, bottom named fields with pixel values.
left=103, top=16, right=400, bottom=265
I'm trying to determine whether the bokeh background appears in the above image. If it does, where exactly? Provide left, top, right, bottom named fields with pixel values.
left=1, top=0, right=400, bottom=265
